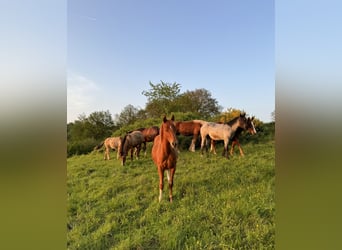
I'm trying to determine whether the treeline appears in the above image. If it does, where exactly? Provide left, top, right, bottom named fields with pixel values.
left=67, top=81, right=272, bottom=157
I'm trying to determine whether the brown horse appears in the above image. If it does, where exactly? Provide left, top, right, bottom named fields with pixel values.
left=152, top=115, right=178, bottom=202
left=200, top=113, right=248, bottom=158
left=94, top=136, right=122, bottom=160
left=119, top=131, right=145, bottom=166
left=175, top=120, right=204, bottom=152
left=210, top=116, right=257, bottom=156
left=132, top=126, right=160, bottom=154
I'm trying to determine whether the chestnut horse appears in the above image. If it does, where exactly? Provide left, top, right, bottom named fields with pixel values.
left=152, top=115, right=178, bottom=202
left=119, top=131, right=145, bottom=166
left=132, top=126, right=160, bottom=154
left=175, top=120, right=205, bottom=152
left=210, top=116, right=257, bottom=156
left=200, top=113, right=248, bottom=158
left=94, top=136, right=122, bottom=160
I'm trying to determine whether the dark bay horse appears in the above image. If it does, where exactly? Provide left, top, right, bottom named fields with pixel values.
left=175, top=120, right=205, bottom=152
left=152, top=115, right=178, bottom=202
left=94, top=136, right=122, bottom=160
left=210, top=116, right=257, bottom=156
left=119, top=131, right=145, bottom=166
left=200, top=113, right=247, bottom=158
left=133, top=126, right=160, bottom=154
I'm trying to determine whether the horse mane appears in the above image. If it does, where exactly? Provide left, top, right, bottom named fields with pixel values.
left=226, top=116, right=239, bottom=126
left=226, top=113, right=246, bottom=126
left=120, top=134, right=128, bottom=156
left=152, top=126, right=160, bottom=133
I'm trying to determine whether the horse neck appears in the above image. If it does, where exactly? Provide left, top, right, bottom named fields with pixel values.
left=120, top=135, right=128, bottom=155
left=234, top=127, right=243, bottom=136
left=160, top=126, right=172, bottom=152
left=230, top=119, right=245, bottom=133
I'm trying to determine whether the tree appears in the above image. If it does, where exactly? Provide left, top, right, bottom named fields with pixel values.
left=176, top=89, right=221, bottom=118
left=142, top=81, right=181, bottom=117
left=86, top=110, right=115, bottom=139
left=217, top=108, right=244, bottom=123
left=115, top=104, right=140, bottom=126
left=67, top=110, right=115, bottom=141
left=67, top=110, right=115, bottom=156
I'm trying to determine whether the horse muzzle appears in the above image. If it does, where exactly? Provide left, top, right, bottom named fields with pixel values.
left=170, top=140, right=178, bottom=149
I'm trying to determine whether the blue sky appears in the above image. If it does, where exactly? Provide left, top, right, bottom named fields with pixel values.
left=67, top=0, right=274, bottom=123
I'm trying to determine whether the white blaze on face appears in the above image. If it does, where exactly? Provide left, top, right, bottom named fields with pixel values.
left=251, top=121, right=257, bottom=134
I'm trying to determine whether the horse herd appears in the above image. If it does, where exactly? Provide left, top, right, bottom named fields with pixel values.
left=94, top=113, right=256, bottom=202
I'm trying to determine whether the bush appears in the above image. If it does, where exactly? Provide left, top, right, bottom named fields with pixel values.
left=67, top=138, right=98, bottom=157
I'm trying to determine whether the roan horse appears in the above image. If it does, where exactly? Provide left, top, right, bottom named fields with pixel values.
left=174, top=120, right=204, bottom=152
left=119, top=131, right=145, bottom=166
left=200, top=113, right=248, bottom=158
left=94, top=136, right=122, bottom=160
left=152, top=115, right=178, bottom=202
left=210, top=116, right=257, bottom=156
left=132, top=126, right=160, bottom=154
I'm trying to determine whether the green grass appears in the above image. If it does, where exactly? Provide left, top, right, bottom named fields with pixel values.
left=67, top=140, right=274, bottom=249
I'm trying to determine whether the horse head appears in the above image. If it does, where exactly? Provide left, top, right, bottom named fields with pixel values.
left=161, top=115, right=178, bottom=149
left=246, top=116, right=257, bottom=135
left=237, top=112, right=248, bottom=130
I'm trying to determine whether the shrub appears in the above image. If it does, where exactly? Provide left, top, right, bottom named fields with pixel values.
left=67, top=138, right=98, bottom=157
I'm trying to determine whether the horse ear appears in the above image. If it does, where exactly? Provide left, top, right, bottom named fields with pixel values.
left=171, top=115, right=175, bottom=121
left=252, top=116, right=255, bottom=120
left=163, top=116, right=167, bottom=123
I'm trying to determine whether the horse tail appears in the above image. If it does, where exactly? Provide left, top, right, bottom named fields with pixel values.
left=93, top=141, right=104, bottom=151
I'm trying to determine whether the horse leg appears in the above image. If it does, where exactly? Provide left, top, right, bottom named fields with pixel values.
left=236, top=140, right=244, bottom=157
left=143, top=142, right=147, bottom=156
left=121, top=155, right=126, bottom=166
left=105, top=147, right=109, bottom=160
left=223, top=139, right=229, bottom=158
left=210, top=140, right=217, bottom=154
left=130, top=148, right=134, bottom=161
left=167, top=168, right=175, bottom=202
left=158, top=167, right=164, bottom=202
left=136, top=145, right=141, bottom=159
left=230, top=140, right=237, bottom=156
left=189, top=135, right=196, bottom=152
left=201, top=133, right=209, bottom=155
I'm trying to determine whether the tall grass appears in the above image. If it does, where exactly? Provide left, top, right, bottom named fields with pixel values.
left=67, top=139, right=274, bottom=249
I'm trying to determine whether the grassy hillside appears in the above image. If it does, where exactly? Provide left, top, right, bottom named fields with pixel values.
left=67, top=126, right=274, bottom=249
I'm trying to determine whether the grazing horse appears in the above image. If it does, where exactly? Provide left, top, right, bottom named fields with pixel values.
left=119, top=131, right=145, bottom=166
left=94, top=136, right=122, bottom=160
left=174, top=120, right=204, bottom=152
left=210, top=116, right=257, bottom=156
left=200, top=113, right=247, bottom=158
left=152, top=115, right=178, bottom=202
left=133, top=126, right=160, bottom=154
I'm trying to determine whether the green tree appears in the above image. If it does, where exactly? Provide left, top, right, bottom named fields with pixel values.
left=68, top=110, right=115, bottom=141
left=67, top=110, right=115, bottom=156
left=176, top=89, right=221, bottom=119
left=86, top=111, right=115, bottom=139
left=142, top=81, right=181, bottom=117
left=115, top=104, right=141, bottom=126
